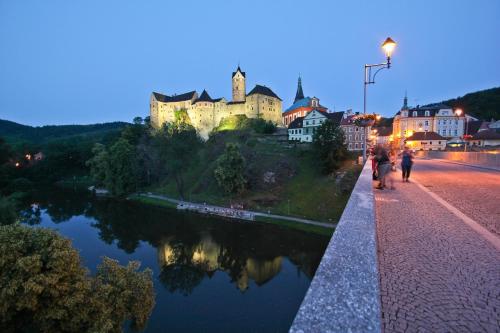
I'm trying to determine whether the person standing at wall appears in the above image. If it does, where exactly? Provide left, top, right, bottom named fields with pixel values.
left=375, top=147, right=391, bottom=190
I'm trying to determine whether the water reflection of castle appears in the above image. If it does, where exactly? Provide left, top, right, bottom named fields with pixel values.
left=158, top=233, right=282, bottom=292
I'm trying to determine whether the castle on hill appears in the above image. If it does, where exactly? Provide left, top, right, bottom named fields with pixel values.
left=150, top=66, right=283, bottom=138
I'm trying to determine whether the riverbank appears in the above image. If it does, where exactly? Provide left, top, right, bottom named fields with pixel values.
left=129, top=193, right=335, bottom=236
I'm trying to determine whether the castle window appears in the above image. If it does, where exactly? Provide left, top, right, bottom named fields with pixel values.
left=425, top=111, right=430, bottom=116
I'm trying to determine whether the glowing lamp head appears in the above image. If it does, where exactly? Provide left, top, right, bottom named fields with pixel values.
left=382, top=37, right=397, bottom=58
left=455, top=108, right=463, bottom=116
left=376, top=114, right=382, bottom=121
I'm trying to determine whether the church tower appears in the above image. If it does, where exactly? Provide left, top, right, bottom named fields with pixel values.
left=401, top=91, right=409, bottom=110
left=294, top=76, right=305, bottom=103
left=232, top=66, right=246, bottom=102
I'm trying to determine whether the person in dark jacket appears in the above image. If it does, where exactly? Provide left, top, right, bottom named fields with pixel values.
left=374, top=147, right=391, bottom=190
left=400, top=146, right=414, bottom=182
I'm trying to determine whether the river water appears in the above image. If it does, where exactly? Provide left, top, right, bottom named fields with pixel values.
left=21, top=188, right=330, bottom=333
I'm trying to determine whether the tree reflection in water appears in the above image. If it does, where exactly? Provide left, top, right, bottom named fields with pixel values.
left=21, top=188, right=329, bottom=296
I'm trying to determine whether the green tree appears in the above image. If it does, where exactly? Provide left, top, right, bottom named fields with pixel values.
left=0, top=196, right=18, bottom=225
left=154, top=122, right=202, bottom=199
left=132, top=117, right=143, bottom=125
left=105, top=139, right=138, bottom=196
left=86, top=143, right=109, bottom=186
left=313, top=120, right=349, bottom=174
left=0, top=224, right=155, bottom=333
left=214, top=143, right=246, bottom=194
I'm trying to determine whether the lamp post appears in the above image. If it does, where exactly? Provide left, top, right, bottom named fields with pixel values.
left=362, top=37, right=396, bottom=163
left=454, top=108, right=467, bottom=151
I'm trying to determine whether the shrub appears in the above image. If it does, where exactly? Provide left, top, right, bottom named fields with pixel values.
left=0, top=225, right=155, bottom=332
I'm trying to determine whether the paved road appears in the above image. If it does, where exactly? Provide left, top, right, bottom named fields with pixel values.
left=375, top=159, right=500, bottom=332
left=412, top=158, right=500, bottom=235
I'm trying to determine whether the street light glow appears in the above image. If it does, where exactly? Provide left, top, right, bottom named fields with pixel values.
left=455, top=108, right=463, bottom=116
left=382, top=37, right=397, bottom=58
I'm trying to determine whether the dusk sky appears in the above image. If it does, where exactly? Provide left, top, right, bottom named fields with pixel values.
left=1, top=0, right=499, bottom=126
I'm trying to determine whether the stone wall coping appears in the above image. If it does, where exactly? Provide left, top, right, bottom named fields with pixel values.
left=289, top=161, right=381, bottom=333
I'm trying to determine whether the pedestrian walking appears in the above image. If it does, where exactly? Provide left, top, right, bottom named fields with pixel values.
left=375, top=147, right=392, bottom=190
left=400, top=146, right=414, bottom=182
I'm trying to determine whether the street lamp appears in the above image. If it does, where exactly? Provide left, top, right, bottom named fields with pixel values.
left=363, top=37, right=397, bottom=163
left=454, top=108, right=469, bottom=152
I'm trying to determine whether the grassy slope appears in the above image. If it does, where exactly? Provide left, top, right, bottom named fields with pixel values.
left=149, top=120, right=361, bottom=224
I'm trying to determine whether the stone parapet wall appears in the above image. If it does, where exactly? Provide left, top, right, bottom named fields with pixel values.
left=416, top=151, right=500, bottom=168
left=289, top=161, right=381, bottom=333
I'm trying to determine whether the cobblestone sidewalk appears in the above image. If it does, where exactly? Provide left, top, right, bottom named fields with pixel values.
left=375, top=178, right=500, bottom=332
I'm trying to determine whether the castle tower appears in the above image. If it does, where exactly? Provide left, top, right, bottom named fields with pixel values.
left=294, top=76, right=304, bottom=103
left=232, top=66, right=246, bottom=102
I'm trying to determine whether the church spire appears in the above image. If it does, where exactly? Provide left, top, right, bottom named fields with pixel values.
left=402, top=90, right=408, bottom=110
left=294, top=76, right=304, bottom=103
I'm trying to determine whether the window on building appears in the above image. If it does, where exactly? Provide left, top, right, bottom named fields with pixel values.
left=349, top=127, right=353, bottom=132
left=349, top=143, right=352, bottom=149
left=425, top=120, right=429, bottom=126
left=355, top=143, right=358, bottom=149
left=425, top=111, right=430, bottom=116
left=355, top=127, right=359, bottom=132
left=454, top=130, right=457, bottom=136
left=413, top=111, right=417, bottom=116
left=349, top=135, right=352, bottom=141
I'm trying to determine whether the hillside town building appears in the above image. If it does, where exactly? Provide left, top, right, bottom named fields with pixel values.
left=340, top=111, right=370, bottom=151
left=282, top=77, right=327, bottom=126
left=286, top=109, right=370, bottom=151
left=392, top=94, right=465, bottom=149
left=373, top=127, right=392, bottom=146
left=150, top=66, right=283, bottom=138
left=405, top=131, right=447, bottom=150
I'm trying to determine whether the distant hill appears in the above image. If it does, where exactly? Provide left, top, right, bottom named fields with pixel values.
left=432, top=87, right=500, bottom=121
left=0, top=119, right=129, bottom=144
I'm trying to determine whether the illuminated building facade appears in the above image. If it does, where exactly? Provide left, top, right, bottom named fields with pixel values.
left=150, top=66, right=283, bottom=138
left=392, top=94, right=465, bottom=147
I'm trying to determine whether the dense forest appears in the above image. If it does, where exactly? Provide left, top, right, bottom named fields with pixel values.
left=432, top=87, right=500, bottom=121
left=0, top=119, right=128, bottom=144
